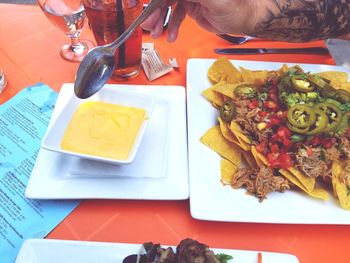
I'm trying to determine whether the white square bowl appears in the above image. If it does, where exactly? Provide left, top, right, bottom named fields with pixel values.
left=41, top=87, right=155, bottom=165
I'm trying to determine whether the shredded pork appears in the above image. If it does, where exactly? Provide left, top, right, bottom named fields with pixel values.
left=294, top=146, right=331, bottom=180
left=339, top=136, right=350, bottom=159
left=234, top=99, right=272, bottom=143
left=232, top=166, right=290, bottom=202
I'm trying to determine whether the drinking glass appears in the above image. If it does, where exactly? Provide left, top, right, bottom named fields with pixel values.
left=83, top=0, right=143, bottom=79
left=38, top=0, right=95, bottom=62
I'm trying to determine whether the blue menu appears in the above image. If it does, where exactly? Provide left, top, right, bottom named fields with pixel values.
left=0, top=84, right=79, bottom=262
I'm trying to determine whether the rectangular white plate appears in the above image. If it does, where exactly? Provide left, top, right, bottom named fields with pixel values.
left=15, top=239, right=299, bottom=263
left=25, top=84, right=188, bottom=200
left=187, top=58, right=350, bottom=224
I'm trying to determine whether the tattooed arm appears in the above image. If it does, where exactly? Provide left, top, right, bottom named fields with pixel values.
left=253, top=0, right=350, bottom=42
left=142, top=0, right=350, bottom=42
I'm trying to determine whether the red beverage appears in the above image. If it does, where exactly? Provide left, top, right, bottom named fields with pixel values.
left=83, top=0, right=142, bottom=79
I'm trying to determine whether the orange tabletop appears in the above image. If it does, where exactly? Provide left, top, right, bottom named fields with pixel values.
left=0, top=3, right=349, bottom=263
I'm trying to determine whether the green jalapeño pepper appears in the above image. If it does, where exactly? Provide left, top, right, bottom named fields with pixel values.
left=287, top=122, right=310, bottom=134
left=335, top=114, right=349, bottom=135
left=307, top=74, right=338, bottom=97
left=305, top=108, right=328, bottom=135
left=287, top=104, right=316, bottom=128
left=315, top=102, right=342, bottom=132
left=307, top=74, right=327, bottom=89
left=220, top=100, right=236, bottom=123
left=234, top=84, right=257, bottom=99
left=291, top=76, right=314, bottom=92
left=336, top=89, right=350, bottom=103
left=322, top=84, right=338, bottom=99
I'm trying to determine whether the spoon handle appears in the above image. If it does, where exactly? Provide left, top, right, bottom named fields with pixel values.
left=107, top=0, right=164, bottom=52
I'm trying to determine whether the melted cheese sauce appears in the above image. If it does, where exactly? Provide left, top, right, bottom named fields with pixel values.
left=61, top=101, right=146, bottom=160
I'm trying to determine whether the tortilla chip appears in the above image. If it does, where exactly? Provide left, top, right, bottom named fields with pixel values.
left=279, top=169, right=329, bottom=200
left=218, top=118, right=238, bottom=142
left=332, top=161, right=350, bottom=210
left=340, top=82, right=350, bottom=92
left=207, top=57, right=241, bottom=84
left=251, top=146, right=268, bottom=167
left=287, top=167, right=315, bottom=192
left=211, top=82, right=243, bottom=99
left=200, top=125, right=242, bottom=166
left=280, top=169, right=304, bottom=188
left=202, top=86, right=225, bottom=107
left=241, top=150, right=258, bottom=169
left=226, top=72, right=243, bottom=84
left=239, top=66, right=269, bottom=86
left=220, top=159, right=239, bottom=185
left=331, top=161, right=341, bottom=198
left=277, top=64, right=290, bottom=75
left=229, top=121, right=252, bottom=144
left=333, top=182, right=350, bottom=210
left=317, top=71, right=348, bottom=89
left=218, top=118, right=250, bottom=151
left=308, top=187, right=330, bottom=201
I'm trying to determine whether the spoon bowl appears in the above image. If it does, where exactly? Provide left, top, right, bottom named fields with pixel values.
left=74, top=0, right=164, bottom=99
left=74, top=46, right=115, bottom=99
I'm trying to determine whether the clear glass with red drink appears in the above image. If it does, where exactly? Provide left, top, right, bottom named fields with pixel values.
left=83, top=0, right=142, bottom=79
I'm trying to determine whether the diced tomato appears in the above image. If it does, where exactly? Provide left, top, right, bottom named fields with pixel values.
left=248, top=98, right=258, bottom=109
left=263, top=101, right=279, bottom=111
left=277, top=126, right=292, bottom=138
left=270, top=143, right=279, bottom=153
left=271, top=134, right=279, bottom=143
left=256, top=141, right=268, bottom=154
left=270, top=117, right=281, bottom=126
left=267, top=152, right=278, bottom=162
left=278, top=152, right=294, bottom=168
left=306, top=147, right=313, bottom=157
left=321, top=138, right=336, bottom=149
left=282, top=138, right=292, bottom=148
left=259, top=111, right=268, bottom=117
left=310, top=135, right=322, bottom=146
left=268, top=152, right=294, bottom=169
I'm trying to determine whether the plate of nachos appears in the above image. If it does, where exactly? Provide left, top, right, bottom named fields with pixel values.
left=187, top=58, right=350, bottom=224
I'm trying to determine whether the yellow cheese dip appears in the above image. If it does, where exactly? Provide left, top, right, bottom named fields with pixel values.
left=61, top=101, right=146, bottom=160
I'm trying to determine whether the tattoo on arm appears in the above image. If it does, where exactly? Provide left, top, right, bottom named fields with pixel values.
left=253, top=0, right=350, bottom=41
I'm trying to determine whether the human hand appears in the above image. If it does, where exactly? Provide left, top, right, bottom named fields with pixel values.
left=142, top=0, right=257, bottom=42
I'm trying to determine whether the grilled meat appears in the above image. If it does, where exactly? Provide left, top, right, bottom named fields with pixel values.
left=122, top=239, right=224, bottom=263
left=176, top=239, right=220, bottom=263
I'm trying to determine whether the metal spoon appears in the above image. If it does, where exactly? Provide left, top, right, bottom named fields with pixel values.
left=74, top=0, right=164, bottom=99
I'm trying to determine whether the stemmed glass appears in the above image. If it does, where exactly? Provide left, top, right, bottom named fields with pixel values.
left=38, top=0, right=95, bottom=62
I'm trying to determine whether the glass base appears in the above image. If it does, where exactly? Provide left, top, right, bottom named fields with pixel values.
left=60, top=39, right=95, bottom=62
left=111, top=65, right=141, bottom=80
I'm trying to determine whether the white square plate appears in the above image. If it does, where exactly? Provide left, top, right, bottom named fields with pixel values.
left=41, top=87, right=155, bottom=165
left=25, top=84, right=188, bottom=200
left=187, top=58, right=350, bottom=224
left=15, top=239, right=299, bottom=263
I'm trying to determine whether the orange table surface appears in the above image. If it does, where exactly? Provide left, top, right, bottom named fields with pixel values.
left=0, top=3, right=349, bottom=263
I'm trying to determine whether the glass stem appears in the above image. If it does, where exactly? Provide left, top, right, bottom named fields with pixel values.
left=70, top=35, right=86, bottom=54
